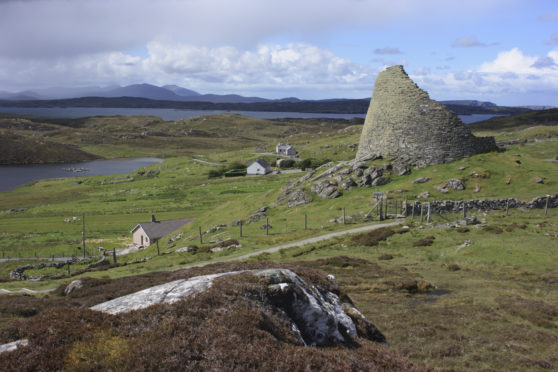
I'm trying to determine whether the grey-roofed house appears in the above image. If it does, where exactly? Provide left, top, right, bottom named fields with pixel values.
left=131, top=215, right=192, bottom=247
left=246, top=159, right=271, bottom=175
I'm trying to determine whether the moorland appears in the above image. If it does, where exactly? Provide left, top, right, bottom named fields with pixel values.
left=0, top=108, right=557, bottom=370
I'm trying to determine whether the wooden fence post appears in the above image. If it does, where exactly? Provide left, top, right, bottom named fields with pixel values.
left=113, top=248, right=117, bottom=264
left=426, top=202, right=431, bottom=223
left=545, top=195, right=549, bottom=216
left=463, top=203, right=467, bottom=219
left=199, top=226, right=203, bottom=244
left=342, top=207, right=345, bottom=225
left=379, top=200, right=384, bottom=221
left=420, top=203, right=424, bottom=222
left=266, top=217, right=269, bottom=236
left=156, top=240, right=160, bottom=256
left=506, top=199, right=510, bottom=216
left=304, top=214, right=307, bottom=230
left=240, top=220, right=243, bottom=237
left=411, top=202, right=415, bottom=219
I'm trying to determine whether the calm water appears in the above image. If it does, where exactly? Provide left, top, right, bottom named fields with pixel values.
left=0, top=106, right=500, bottom=123
left=0, top=157, right=163, bottom=192
left=0, top=107, right=365, bottom=121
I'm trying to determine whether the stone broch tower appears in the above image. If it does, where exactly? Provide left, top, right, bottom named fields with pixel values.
left=356, top=65, right=497, bottom=168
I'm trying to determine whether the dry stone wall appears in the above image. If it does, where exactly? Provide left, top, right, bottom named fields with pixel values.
left=356, top=65, right=497, bottom=168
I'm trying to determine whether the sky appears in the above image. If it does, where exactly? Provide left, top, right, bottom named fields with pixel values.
left=1, top=0, right=558, bottom=105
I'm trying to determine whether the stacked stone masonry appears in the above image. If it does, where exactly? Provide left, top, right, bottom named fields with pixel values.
left=356, top=65, right=497, bottom=168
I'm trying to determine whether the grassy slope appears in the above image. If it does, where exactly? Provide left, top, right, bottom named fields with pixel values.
left=0, top=111, right=557, bottom=370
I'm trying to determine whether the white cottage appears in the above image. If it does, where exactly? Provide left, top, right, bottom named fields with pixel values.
left=131, top=215, right=192, bottom=247
left=247, top=159, right=271, bottom=175
left=276, top=143, right=296, bottom=156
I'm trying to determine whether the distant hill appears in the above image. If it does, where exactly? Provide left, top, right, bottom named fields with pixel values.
left=0, top=96, right=533, bottom=116
left=162, top=85, right=201, bottom=97
left=469, top=108, right=558, bottom=131
left=439, top=100, right=497, bottom=107
left=101, top=84, right=184, bottom=101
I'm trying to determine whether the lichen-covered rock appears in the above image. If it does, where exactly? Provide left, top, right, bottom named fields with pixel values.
left=286, top=188, right=313, bottom=207
left=393, top=163, right=411, bottom=176
left=356, top=65, right=497, bottom=167
left=311, top=180, right=342, bottom=199
left=412, top=177, right=431, bottom=184
left=446, top=179, right=465, bottom=190
left=340, top=178, right=356, bottom=190
left=64, top=279, right=83, bottom=295
left=90, top=269, right=386, bottom=347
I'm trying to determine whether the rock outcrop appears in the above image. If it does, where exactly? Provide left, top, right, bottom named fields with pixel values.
left=91, top=268, right=385, bottom=347
left=356, top=65, right=497, bottom=168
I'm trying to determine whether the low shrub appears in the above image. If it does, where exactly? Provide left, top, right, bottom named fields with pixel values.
left=412, top=236, right=436, bottom=247
left=352, top=228, right=395, bottom=246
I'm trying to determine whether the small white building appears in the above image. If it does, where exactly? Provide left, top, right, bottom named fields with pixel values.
left=131, top=215, right=192, bottom=247
left=247, top=159, right=271, bottom=175
left=276, top=143, right=296, bottom=156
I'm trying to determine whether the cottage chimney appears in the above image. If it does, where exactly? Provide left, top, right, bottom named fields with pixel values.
left=151, top=214, right=156, bottom=222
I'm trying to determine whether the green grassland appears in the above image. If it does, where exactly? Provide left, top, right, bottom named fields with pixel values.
left=0, top=110, right=557, bottom=370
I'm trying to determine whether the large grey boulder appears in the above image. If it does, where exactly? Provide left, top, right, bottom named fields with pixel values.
left=311, top=180, right=342, bottom=199
left=91, top=269, right=385, bottom=347
left=286, top=188, right=313, bottom=207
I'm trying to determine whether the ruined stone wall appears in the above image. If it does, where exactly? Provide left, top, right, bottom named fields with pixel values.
left=356, top=65, right=497, bottom=167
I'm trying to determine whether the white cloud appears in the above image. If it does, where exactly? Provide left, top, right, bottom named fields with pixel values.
left=411, top=48, right=558, bottom=104
left=0, top=42, right=376, bottom=98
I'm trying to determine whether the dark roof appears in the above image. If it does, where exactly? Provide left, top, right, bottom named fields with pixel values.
left=253, top=159, right=270, bottom=168
left=131, top=218, right=192, bottom=240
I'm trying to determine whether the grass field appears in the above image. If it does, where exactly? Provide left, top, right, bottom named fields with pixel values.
left=0, top=111, right=557, bottom=370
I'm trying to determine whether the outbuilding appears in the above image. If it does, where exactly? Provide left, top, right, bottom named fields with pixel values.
left=131, top=215, right=192, bottom=247
left=247, top=159, right=271, bottom=175
left=276, top=143, right=296, bottom=156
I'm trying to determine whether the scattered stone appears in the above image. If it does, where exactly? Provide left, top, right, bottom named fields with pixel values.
left=259, top=224, right=272, bottom=230
left=286, top=188, right=313, bottom=207
left=417, top=191, right=430, bottom=199
left=392, top=163, right=411, bottom=176
left=340, top=178, right=356, bottom=190
left=0, top=339, right=28, bottom=354
left=176, top=246, right=198, bottom=253
left=474, top=184, right=480, bottom=193
left=7, top=208, right=26, bottom=213
left=506, top=177, right=511, bottom=185
left=456, top=240, right=473, bottom=253
left=354, top=168, right=364, bottom=177
left=231, top=220, right=243, bottom=226
left=311, top=180, right=342, bottom=199
left=447, top=179, right=465, bottom=190
left=338, top=168, right=351, bottom=175
left=469, top=171, right=479, bottom=178
left=207, top=224, right=227, bottom=233
left=64, top=279, right=83, bottom=295
left=434, top=185, right=449, bottom=194
left=412, top=177, right=430, bottom=184
left=534, top=177, right=544, bottom=184
left=457, top=166, right=467, bottom=171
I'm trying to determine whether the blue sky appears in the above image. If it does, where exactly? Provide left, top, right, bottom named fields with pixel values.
left=1, top=0, right=557, bottom=105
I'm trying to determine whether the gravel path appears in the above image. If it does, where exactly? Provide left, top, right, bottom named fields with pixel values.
left=0, top=220, right=403, bottom=293
left=188, top=220, right=403, bottom=267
